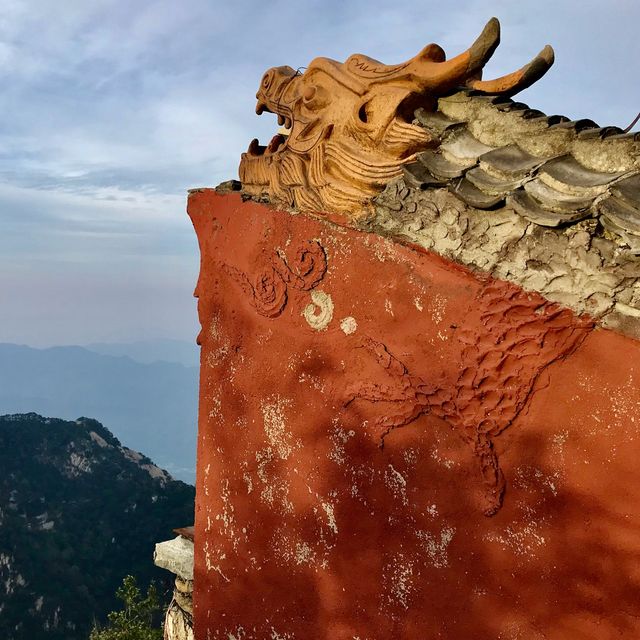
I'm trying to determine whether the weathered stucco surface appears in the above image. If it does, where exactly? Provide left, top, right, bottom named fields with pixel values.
left=371, top=180, right=640, bottom=339
left=189, top=190, right=640, bottom=639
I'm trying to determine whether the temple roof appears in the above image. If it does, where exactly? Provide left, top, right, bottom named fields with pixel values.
left=403, top=91, right=640, bottom=253
left=232, top=19, right=640, bottom=340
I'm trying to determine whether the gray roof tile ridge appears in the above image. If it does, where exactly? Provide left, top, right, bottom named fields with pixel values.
left=403, top=91, right=640, bottom=252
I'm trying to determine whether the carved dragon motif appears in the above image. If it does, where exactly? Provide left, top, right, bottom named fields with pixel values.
left=239, top=18, right=554, bottom=217
left=345, top=282, right=593, bottom=516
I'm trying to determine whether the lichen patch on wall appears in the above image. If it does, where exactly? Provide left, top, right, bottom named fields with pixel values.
left=340, top=316, right=358, bottom=335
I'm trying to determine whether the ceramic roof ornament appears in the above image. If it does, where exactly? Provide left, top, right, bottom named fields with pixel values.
left=235, top=17, right=640, bottom=336
left=239, top=18, right=554, bottom=217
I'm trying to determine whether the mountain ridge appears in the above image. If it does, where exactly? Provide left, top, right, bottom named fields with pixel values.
left=0, top=343, right=198, bottom=483
left=83, top=339, right=200, bottom=368
left=0, top=412, right=194, bottom=640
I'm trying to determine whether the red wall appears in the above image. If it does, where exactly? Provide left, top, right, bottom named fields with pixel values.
left=189, top=190, right=640, bottom=639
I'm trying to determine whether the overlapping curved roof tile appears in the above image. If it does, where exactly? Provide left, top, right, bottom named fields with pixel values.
left=402, top=92, right=640, bottom=253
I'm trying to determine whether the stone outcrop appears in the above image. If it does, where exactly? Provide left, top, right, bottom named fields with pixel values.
left=154, top=529, right=194, bottom=640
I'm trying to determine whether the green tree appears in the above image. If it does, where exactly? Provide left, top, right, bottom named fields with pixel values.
left=89, top=575, right=163, bottom=640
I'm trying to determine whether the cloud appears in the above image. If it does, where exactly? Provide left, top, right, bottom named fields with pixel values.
left=0, top=0, right=638, bottom=345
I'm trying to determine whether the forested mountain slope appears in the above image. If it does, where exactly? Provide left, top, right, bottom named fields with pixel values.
left=0, top=344, right=198, bottom=483
left=0, top=413, right=194, bottom=640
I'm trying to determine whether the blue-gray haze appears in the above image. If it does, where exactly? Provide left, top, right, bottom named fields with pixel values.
left=0, top=343, right=198, bottom=482
left=1, top=0, right=639, bottom=346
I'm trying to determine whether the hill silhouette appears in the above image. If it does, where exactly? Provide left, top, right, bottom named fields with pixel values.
left=0, top=343, right=198, bottom=483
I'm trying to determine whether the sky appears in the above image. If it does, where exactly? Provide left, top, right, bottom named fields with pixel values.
left=1, top=0, right=639, bottom=347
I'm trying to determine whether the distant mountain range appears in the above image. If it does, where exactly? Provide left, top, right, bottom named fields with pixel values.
left=0, top=413, right=195, bottom=640
left=84, top=339, right=200, bottom=368
left=0, top=343, right=199, bottom=483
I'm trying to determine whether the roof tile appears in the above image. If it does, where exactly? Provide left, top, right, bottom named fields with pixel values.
left=417, top=150, right=468, bottom=179
left=507, top=191, right=592, bottom=227
left=440, top=131, right=496, bottom=165
left=466, top=166, right=529, bottom=195
left=523, top=179, right=594, bottom=213
left=478, top=144, right=549, bottom=180
left=539, top=155, right=628, bottom=197
left=401, top=162, right=447, bottom=190
left=447, top=178, right=504, bottom=209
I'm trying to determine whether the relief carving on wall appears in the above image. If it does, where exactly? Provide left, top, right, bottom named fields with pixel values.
left=222, top=240, right=327, bottom=318
left=346, top=281, right=593, bottom=516
left=239, top=18, right=554, bottom=217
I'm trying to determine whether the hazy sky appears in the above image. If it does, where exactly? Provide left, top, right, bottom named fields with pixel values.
left=1, top=0, right=639, bottom=346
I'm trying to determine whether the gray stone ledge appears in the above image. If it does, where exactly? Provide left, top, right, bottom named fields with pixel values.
left=153, top=536, right=194, bottom=581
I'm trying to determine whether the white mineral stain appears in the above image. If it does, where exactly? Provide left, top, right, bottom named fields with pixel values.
left=209, top=314, right=222, bottom=339
left=295, top=542, right=316, bottom=566
left=321, top=502, right=338, bottom=534
left=384, top=299, right=394, bottom=316
left=552, top=430, right=569, bottom=461
left=206, top=314, right=230, bottom=367
left=297, top=371, right=325, bottom=392
left=270, top=629, right=295, bottom=639
left=216, top=478, right=238, bottom=549
left=415, top=526, right=455, bottom=568
left=271, top=530, right=316, bottom=569
left=261, top=396, right=294, bottom=460
left=426, top=504, right=438, bottom=517
left=430, top=446, right=456, bottom=469
left=328, top=423, right=355, bottom=466
left=514, top=464, right=561, bottom=497
left=303, top=290, right=334, bottom=330
left=430, top=293, right=447, bottom=325
left=384, top=464, right=408, bottom=506
left=569, top=370, right=640, bottom=467
left=208, top=391, right=223, bottom=420
left=242, top=472, right=253, bottom=494
left=255, top=447, right=294, bottom=515
left=384, top=553, right=415, bottom=610
left=367, top=235, right=400, bottom=263
left=203, top=540, right=230, bottom=582
left=340, top=316, right=358, bottom=335
left=255, top=329, right=274, bottom=346
left=402, top=448, right=418, bottom=467
left=485, top=503, right=547, bottom=557
left=413, top=297, right=424, bottom=311
left=485, top=522, right=547, bottom=557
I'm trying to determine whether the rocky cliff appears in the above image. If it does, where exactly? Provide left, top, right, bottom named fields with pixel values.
left=0, top=413, right=194, bottom=640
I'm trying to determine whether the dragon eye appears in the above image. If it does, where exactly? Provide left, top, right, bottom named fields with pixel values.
left=262, top=72, right=272, bottom=89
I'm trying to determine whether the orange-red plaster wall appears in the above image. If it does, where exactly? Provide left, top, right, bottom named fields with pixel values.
left=188, top=190, right=640, bottom=640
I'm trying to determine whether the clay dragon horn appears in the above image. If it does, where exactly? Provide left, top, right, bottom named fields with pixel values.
left=468, top=44, right=555, bottom=96
left=424, top=17, right=502, bottom=90
left=425, top=17, right=555, bottom=96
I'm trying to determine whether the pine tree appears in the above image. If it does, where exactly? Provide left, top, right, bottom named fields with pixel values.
left=89, top=576, right=163, bottom=640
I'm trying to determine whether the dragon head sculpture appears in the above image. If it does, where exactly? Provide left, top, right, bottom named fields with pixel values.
left=239, top=18, right=554, bottom=217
